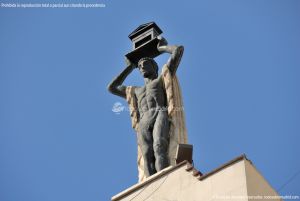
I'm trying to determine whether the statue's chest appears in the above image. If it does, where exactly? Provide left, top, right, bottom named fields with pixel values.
left=146, top=77, right=164, bottom=93
left=135, top=77, right=165, bottom=106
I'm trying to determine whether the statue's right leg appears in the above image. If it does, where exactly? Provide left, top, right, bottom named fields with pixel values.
left=153, top=111, right=170, bottom=171
left=138, top=124, right=156, bottom=177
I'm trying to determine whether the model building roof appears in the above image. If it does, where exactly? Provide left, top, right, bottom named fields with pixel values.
left=128, top=22, right=163, bottom=40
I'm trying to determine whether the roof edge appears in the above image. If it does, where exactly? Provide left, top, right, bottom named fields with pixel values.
left=111, top=160, right=189, bottom=201
left=111, top=154, right=251, bottom=200
left=128, top=22, right=162, bottom=40
left=199, top=154, right=249, bottom=181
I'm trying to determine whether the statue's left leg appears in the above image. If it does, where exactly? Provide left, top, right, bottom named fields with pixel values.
left=153, top=111, right=170, bottom=171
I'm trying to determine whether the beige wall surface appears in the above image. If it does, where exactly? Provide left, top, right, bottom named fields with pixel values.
left=112, top=158, right=281, bottom=201
left=245, top=160, right=282, bottom=201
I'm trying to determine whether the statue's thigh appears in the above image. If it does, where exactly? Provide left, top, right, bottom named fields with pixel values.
left=153, top=112, right=170, bottom=146
left=138, top=123, right=153, bottom=147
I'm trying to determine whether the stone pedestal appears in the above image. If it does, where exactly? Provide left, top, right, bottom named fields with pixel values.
left=111, top=155, right=282, bottom=201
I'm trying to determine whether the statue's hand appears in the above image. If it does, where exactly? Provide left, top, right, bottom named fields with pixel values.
left=157, top=36, right=168, bottom=47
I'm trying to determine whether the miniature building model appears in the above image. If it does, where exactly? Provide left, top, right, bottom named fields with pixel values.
left=125, top=22, right=163, bottom=64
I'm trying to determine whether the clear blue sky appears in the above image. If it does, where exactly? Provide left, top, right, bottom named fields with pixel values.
left=1, top=0, right=299, bottom=200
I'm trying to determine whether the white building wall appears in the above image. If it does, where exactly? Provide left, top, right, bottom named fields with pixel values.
left=112, top=158, right=281, bottom=201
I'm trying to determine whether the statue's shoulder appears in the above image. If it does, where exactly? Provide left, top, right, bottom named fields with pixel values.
left=125, top=86, right=144, bottom=97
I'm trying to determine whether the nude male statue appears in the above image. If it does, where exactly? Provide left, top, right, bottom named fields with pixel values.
left=108, top=36, right=184, bottom=177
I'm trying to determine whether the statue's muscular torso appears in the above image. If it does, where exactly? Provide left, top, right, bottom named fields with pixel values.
left=135, top=75, right=168, bottom=125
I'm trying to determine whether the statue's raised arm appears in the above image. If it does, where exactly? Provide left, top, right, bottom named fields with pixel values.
left=107, top=58, right=135, bottom=99
left=157, top=36, right=184, bottom=76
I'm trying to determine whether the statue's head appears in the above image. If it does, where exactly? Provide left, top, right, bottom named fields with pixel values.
left=138, top=57, right=158, bottom=79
